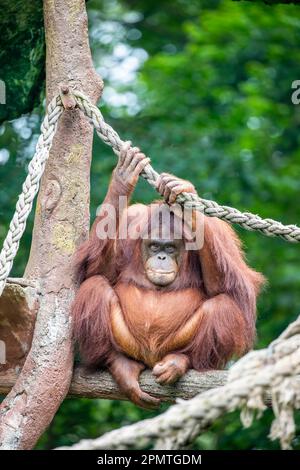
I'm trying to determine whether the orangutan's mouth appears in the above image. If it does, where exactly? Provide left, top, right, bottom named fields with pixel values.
left=147, top=269, right=175, bottom=275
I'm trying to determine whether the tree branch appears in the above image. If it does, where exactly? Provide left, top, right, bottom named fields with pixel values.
left=0, top=366, right=228, bottom=402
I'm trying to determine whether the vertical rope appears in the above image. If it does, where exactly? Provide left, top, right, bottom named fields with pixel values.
left=0, top=95, right=63, bottom=294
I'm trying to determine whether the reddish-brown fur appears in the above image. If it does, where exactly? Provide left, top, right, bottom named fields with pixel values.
left=114, top=283, right=205, bottom=367
left=71, top=275, right=117, bottom=366
left=71, top=160, right=265, bottom=407
left=72, top=205, right=264, bottom=369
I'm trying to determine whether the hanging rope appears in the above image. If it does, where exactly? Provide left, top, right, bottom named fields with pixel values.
left=0, top=95, right=63, bottom=295
left=0, top=88, right=299, bottom=295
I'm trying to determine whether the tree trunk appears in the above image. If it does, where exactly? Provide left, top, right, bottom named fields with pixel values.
left=0, top=0, right=102, bottom=449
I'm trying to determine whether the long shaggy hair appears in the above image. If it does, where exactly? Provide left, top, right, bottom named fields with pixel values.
left=71, top=201, right=265, bottom=370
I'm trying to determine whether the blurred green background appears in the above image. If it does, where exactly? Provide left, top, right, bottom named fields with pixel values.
left=1, top=0, right=300, bottom=449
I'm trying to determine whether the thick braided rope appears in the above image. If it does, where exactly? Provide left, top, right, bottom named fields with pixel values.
left=57, top=316, right=300, bottom=451
left=74, top=90, right=300, bottom=243
left=1, top=89, right=299, bottom=295
left=0, top=96, right=63, bottom=295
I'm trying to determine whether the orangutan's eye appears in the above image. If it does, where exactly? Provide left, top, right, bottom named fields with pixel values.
left=150, top=243, right=160, bottom=252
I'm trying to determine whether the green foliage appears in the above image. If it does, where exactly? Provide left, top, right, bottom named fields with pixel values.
left=0, top=0, right=45, bottom=123
left=1, top=0, right=300, bottom=450
left=236, top=1, right=300, bottom=5
left=36, top=398, right=167, bottom=449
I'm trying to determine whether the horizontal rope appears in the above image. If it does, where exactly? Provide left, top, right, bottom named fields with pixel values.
left=0, top=88, right=299, bottom=295
left=74, top=90, right=300, bottom=243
